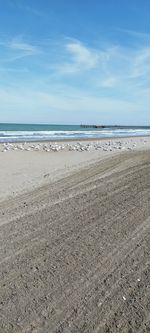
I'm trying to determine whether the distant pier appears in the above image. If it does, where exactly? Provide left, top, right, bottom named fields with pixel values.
left=80, top=124, right=106, bottom=128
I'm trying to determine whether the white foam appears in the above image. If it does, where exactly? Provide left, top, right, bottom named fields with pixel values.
left=0, top=128, right=150, bottom=142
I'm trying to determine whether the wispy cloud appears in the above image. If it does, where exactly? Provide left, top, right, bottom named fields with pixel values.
left=0, top=36, right=40, bottom=63
left=0, top=86, right=140, bottom=124
left=1, top=35, right=150, bottom=88
left=128, top=50, right=150, bottom=82
left=57, top=38, right=150, bottom=89
left=8, top=39, right=38, bottom=54
left=66, top=39, right=99, bottom=69
left=119, top=28, right=150, bottom=40
left=54, top=39, right=100, bottom=74
left=1, top=35, right=150, bottom=124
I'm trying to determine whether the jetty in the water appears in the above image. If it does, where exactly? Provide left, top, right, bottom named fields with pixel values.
left=80, top=124, right=119, bottom=129
left=80, top=124, right=106, bottom=128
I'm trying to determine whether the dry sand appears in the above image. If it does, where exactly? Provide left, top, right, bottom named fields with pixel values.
left=0, top=137, right=150, bottom=332
left=0, top=136, right=150, bottom=202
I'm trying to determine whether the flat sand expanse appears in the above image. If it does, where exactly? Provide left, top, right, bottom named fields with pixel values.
left=0, top=145, right=150, bottom=332
left=0, top=136, right=150, bottom=202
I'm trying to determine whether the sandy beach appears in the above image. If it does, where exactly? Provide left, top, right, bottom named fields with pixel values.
left=0, top=136, right=150, bottom=332
left=0, top=136, right=150, bottom=202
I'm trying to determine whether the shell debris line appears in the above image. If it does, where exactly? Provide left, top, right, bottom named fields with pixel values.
left=0, top=138, right=149, bottom=153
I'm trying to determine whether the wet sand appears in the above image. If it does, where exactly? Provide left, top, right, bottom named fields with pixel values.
left=0, top=147, right=150, bottom=332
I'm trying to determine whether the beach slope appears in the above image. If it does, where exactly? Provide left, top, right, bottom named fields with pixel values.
left=0, top=150, right=150, bottom=332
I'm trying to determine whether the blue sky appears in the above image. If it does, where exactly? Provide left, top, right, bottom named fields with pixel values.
left=0, top=0, right=150, bottom=125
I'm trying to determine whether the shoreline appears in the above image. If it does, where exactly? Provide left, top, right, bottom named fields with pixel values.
left=0, top=134, right=150, bottom=144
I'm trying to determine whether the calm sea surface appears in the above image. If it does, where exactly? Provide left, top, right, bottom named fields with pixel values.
left=0, top=123, right=150, bottom=142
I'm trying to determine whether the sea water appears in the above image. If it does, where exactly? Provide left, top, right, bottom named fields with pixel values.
left=0, top=123, right=150, bottom=142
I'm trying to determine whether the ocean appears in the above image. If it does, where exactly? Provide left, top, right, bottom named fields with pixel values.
left=0, top=123, right=150, bottom=142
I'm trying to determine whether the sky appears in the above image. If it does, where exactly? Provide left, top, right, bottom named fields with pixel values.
left=0, top=0, right=150, bottom=125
